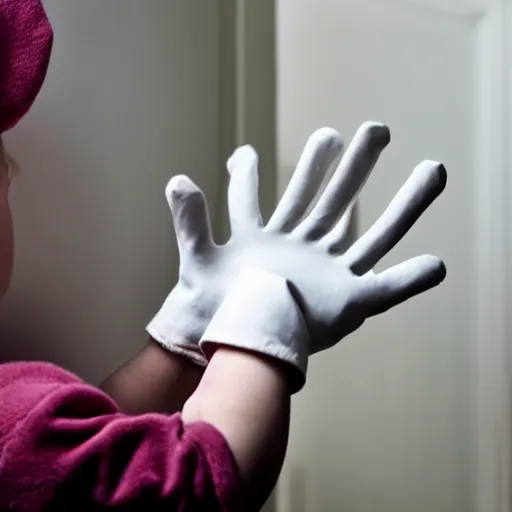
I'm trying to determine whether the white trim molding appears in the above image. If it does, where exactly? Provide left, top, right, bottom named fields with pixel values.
left=401, top=0, right=489, bottom=17
left=363, top=0, right=490, bottom=18
left=474, top=2, right=512, bottom=511
left=217, top=0, right=277, bottom=242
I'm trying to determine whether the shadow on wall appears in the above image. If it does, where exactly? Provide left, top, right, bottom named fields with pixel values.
left=0, top=113, right=102, bottom=371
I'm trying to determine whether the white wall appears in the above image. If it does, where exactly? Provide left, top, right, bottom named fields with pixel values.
left=0, top=0, right=221, bottom=383
left=277, top=1, right=478, bottom=510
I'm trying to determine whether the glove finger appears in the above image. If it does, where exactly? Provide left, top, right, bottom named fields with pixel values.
left=227, top=145, right=263, bottom=234
left=343, top=160, right=446, bottom=275
left=165, top=175, right=214, bottom=255
left=265, top=127, right=343, bottom=233
left=292, top=122, right=390, bottom=241
left=317, top=202, right=356, bottom=255
left=362, top=254, right=446, bottom=317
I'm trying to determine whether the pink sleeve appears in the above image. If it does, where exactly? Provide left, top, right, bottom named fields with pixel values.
left=0, top=362, right=241, bottom=511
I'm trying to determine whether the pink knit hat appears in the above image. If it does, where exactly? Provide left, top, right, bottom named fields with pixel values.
left=0, top=0, right=53, bottom=133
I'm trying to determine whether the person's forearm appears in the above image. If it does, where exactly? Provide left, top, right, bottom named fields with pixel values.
left=101, top=339, right=203, bottom=415
left=182, top=346, right=291, bottom=511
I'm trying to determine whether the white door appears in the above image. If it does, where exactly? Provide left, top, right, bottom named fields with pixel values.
left=276, top=1, right=495, bottom=511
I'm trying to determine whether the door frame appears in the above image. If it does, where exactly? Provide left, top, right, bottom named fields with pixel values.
left=474, top=2, right=512, bottom=511
left=217, top=0, right=277, bottom=241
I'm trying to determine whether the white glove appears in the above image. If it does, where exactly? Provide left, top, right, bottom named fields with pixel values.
left=147, top=121, right=447, bottom=372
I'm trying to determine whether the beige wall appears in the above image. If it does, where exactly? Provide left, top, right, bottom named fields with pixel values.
left=0, top=0, right=221, bottom=383
left=276, top=1, right=477, bottom=510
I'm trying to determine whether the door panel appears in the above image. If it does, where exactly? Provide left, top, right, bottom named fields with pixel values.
left=277, top=1, right=478, bottom=510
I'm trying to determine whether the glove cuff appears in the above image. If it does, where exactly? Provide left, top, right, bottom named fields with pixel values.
left=199, top=266, right=309, bottom=393
left=148, top=330, right=208, bottom=367
left=147, top=300, right=208, bottom=367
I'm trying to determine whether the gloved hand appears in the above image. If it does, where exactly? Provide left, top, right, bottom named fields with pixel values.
left=147, top=122, right=447, bottom=374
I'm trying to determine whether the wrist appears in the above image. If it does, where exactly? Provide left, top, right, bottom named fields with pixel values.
left=183, top=346, right=292, bottom=423
left=197, top=346, right=293, bottom=397
left=146, top=337, right=204, bottom=373
left=101, top=340, right=204, bottom=415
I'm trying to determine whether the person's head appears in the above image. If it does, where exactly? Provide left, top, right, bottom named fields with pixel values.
left=0, top=0, right=53, bottom=302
